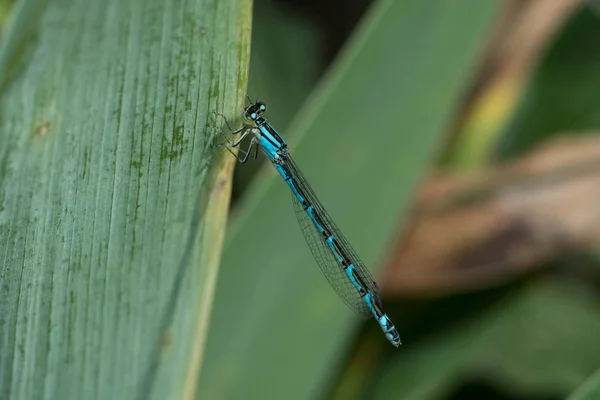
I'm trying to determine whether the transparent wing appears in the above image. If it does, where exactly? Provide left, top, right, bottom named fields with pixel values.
left=285, top=154, right=380, bottom=318
left=291, top=194, right=371, bottom=317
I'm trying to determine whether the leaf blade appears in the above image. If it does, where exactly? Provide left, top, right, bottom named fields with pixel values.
left=200, top=0, right=503, bottom=399
left=0, top=0, right=251, bottom=398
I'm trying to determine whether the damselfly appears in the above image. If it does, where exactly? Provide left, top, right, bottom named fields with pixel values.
left=214, top=99, right=401, bottom=347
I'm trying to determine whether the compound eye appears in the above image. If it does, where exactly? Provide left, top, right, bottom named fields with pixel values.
left=250, top=113, right=257, bottom=119
left=259, top=103, right=266, bottom=111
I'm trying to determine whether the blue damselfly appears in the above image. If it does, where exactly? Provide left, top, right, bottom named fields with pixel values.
left=214, top=99, right=401, bottom=347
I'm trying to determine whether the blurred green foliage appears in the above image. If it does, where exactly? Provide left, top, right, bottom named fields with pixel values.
left=568, top=368, right=600, bottom=400
left=206, top=1, right=600, bottom=400
left=200, top=0, right=503, bottom=399
left=231, top=0, right=324, bottom=198
left=2, top=0, right=600, bottom=399
left=497, top=6, right=600, bottom=160
left=0, top=0, right=14, bottom=31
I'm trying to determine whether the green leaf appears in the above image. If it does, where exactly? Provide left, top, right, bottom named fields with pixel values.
left=373, top=281, right=600, bottom=399
left=0, top=0, right=15, bottom=33
left=0, top=0, right=250, bottom=399
left=568, top=368, right=600, bottom=400
left=247, top=0, right=323, bottom=131
left=200, top=0, right=503, bottom=399
left=472, top=283, right=600, bottom=397
left=372, top=325, right=475, bottom=400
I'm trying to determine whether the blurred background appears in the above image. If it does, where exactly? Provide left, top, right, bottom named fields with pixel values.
left=226, top=0, right=600, bottom=399
left=2, top=0, right=599, bottom=399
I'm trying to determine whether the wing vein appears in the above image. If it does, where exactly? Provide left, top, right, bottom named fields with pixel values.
left=283, top=154, right=379, bottom=318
